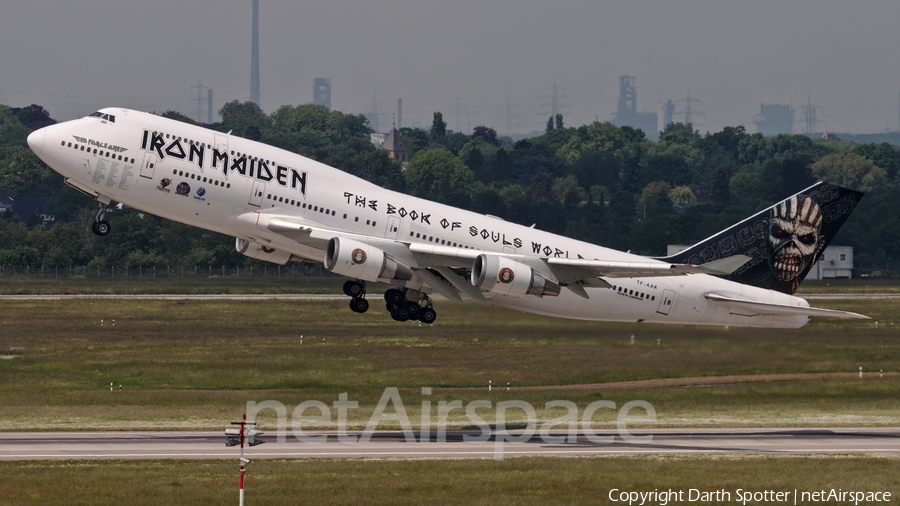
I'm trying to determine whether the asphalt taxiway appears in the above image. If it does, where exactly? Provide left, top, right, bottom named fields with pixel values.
left=2, top=428, right=898, bottom=460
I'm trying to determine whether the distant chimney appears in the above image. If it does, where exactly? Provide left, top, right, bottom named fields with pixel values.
left=250, top=0, right=260, bottom=106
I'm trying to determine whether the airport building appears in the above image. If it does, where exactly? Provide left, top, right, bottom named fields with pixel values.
left=804, top=246, right=853, bottom=280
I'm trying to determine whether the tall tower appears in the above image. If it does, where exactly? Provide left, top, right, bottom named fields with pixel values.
left=191, top=77, right=209, bottom=124
left=313, top=78, right=331, bottom=109
left=250, top=0, right=260, bottom=107
left=616, top=75, right=637, bottom=115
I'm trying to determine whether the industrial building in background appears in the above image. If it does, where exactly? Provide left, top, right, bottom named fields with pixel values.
left=753, top=103, right=794, bottom=136
left=314, top=78, right=332, bottom=110
left=250, top=0, right=260, bottom=106
left=612, top=76, right=659, bottom=141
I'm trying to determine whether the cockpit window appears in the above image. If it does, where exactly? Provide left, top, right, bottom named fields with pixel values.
left=88, top=111, right=116, bottom=123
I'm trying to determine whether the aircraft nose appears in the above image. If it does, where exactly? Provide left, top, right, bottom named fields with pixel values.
left=27, top=129, right=46, bottom=156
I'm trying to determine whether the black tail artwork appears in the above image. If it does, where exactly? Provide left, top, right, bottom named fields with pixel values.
left=661, top=182, right=865, bottom=294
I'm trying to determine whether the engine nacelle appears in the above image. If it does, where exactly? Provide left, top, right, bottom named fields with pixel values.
left=471, top=254, right=561, bottom=298
left=236, top=238, right=294, bottom=265
left=324, top=237, right=413, bottom=282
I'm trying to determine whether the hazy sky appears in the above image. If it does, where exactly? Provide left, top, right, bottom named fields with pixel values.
left=2, top=0, right=899, bottom=135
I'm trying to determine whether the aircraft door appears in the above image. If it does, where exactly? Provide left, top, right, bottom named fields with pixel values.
left=140, top=152, right=157, bottom=179
left=656, top=289, right=676, bottom=316
left=385, top=216, right=400, bottom=239
left=249, top=181, right=265, bottom=207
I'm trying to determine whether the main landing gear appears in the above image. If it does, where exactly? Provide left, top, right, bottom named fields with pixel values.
left=91, top=202, right=111, bottom=236
left=385, top=288, right=437, bottom=324
left=342, top=280, right=437, bottom=324
left=343, top=280, right=369, bottom=314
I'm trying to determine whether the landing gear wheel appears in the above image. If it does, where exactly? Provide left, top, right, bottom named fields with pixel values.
left=384, top=289, right=404, bottom=304
left=93, top=220, right=110, bottom=236
left=343, top=280, right=365, bottom=297
left=350, top=297, right=369, bottom=313
left=418, top=307, right=437, bottom=324
left=392, top=307, right=410, bottom=321
left=405, top=301, right=420, bottom=318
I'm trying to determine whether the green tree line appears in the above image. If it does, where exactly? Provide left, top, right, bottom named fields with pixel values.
left=2, top=102, right=900, bottom=271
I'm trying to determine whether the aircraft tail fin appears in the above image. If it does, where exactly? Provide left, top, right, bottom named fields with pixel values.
left=659, top=182, right=864, bottom=295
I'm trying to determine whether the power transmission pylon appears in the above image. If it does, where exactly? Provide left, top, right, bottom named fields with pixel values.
left=495, top=94, right=523, bottom=136
left=674, top=86, right=703, bottom=128
left=538, top=78, right=570, bottom=124
left=797, top=95, right=824, bottom=136
left=191, top=77, right=210, bottom=124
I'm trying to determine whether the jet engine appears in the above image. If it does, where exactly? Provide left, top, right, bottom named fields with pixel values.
left=471, top=254, right=561, bottom=298
left=324, top=237, right=413, bottom=282
left=235, top=238, right=294, bottom=265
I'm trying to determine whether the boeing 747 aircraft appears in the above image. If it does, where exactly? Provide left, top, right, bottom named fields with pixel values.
left=26, top=108, right=867, bottom=327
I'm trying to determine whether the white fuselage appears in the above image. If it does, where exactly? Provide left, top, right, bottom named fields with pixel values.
left=28, top=108, right=811, bottom=328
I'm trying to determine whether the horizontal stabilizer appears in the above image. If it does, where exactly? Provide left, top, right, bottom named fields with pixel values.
left=547, top=254, right=749, bottom=279
left=705, top=293, right=870, bottom=319
left=694, top=255, right=751, bottom=275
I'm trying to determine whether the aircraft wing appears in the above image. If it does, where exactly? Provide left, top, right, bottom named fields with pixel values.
left=257, top=214, right=752, bottom=302
left=704, top=293, right=870, bottom=319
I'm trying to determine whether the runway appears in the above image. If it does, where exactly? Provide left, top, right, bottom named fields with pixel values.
left=0, top=293, right=897, bottom=301
left=0, top=294, right=346, bottom=301
left=2, top=428, right=899, bottom=460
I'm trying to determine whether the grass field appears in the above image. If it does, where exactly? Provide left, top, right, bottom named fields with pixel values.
left=3, top=455, right=898, bottom=505
left=0, top=274, right=347, bottom=295
left=0, top=297, right=897, bottom=430
left=0, top=273, right=897, bottom=295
